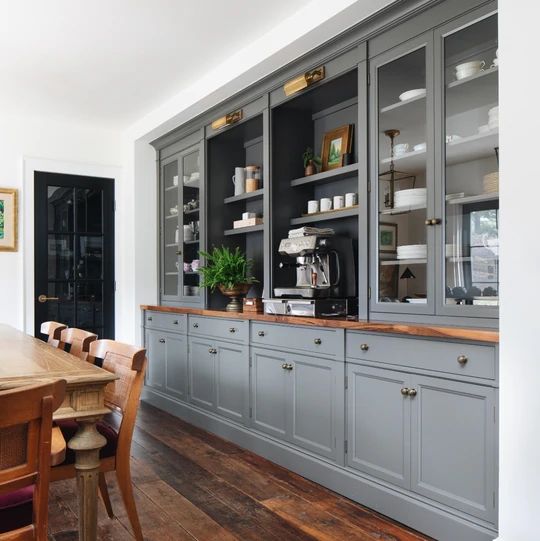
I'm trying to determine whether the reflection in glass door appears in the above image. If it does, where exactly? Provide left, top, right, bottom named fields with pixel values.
left=34, top=172, right=115, bottom=338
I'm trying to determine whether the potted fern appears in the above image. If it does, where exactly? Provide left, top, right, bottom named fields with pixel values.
left=198, top=246, right=258, bottom=312
left=302, top=147, right=321, bottom=176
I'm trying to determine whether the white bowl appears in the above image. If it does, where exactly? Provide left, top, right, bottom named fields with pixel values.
left=446, top=134, right=462, bottom=143
left=456, top=60, right=485, bottom=71
left=399, top=88, right=426, bottom=102
left=407, top=298, right=427, bottom=304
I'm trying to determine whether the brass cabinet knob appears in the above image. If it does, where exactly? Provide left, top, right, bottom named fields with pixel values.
left=148, top=317, right=153, bottom=321
left=159, top=338, right=165, bottom=343
left=407, top=388, right=417, bottom=397
left=314, top=338, right=322, bottom=345
left=258, top=330, right=266, bottom=337
left=360, top=343, right=369, bottom=351
left=229, top=327, right=237, bottom=333
left=176, top=250, right=182, bottom=255
left=431, top=218, right=442, bottom=225
left=457, top=355, right=468, bottom=365
left=282, top=363, right=288, bottom=370
left=287, top=363, right=294, bottom=370
left=401, top=387, right=410, bottom=396
left=208, top=348, right=217, bottom=354
left=173, top=320, right=179, bottom=325
left=424, top=219, right=432, bottom=226
left=193, top=323, right=199, bottom=328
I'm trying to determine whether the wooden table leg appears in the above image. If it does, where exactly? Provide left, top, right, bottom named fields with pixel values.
left=67, top=416, right=107, bottom=541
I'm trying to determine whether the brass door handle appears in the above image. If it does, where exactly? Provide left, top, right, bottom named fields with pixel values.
left=38, top=294, right=59, bottom=303
left=457, top=355, right=468, bottom=365
left=401, top=387, right=410, bottom=396
left=360, top=343, right=369, bottom=351
left=407, top=388, right=417, bottom=397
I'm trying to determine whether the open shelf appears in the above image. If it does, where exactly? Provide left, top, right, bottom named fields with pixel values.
left=224, top=189, right=264, bottom=204
left=447, top=192, right=498, bottom=205
left=290, top=163, right=358, bottom=187
left=290, top=206, right=358, bottom=225
left=224, top=224, right=264, bottom=236
left=380, top=203, right=426, bottom=215
left=380, top=258, right=427, bottom=266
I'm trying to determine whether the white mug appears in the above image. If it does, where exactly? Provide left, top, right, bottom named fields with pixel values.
left=333, top=195, right=344, bottom=209
left=232, top=167, right=245, bottom=195
left=320, top=198, right=332, bottom=212
left=307, top=200, right=319, bottom=214
left=183, top=224, right=194, bottom=241
left=345, top=192, right=358, bottom=207
left=242, top=212, right=256, bottom=220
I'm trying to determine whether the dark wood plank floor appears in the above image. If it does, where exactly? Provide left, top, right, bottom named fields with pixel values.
left=48, top=402, right=433, bottom=541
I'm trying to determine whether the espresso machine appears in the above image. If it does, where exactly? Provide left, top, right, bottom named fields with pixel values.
left=265, top=235, right=356, bottom=317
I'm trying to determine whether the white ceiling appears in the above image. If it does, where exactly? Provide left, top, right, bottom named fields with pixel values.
left=0, top=0, right=316, bottom=128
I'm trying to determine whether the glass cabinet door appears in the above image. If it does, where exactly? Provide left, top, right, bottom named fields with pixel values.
left=180, top=146, right=202, bottom=301
left=372, top=36, right=434, bottom=312
left=162, top=157, right=181, bottom=299
left=440, top=13, right=498, bottom=314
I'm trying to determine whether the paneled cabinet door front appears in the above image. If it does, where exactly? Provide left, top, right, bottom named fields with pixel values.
left=145, top=329, right=166, bottom=391
left=188, top=337, right=215, bottom=411
left=215, top=342, right=249, bottom=424
left=410, top=376, right=497, bottom=522
left=347, top=364, right=411, bottom=489
left=288, top=353, right=344, bottom=463
left=251, top=348, right=288, bottom=440
left=164, top=333, right=188, bottom=401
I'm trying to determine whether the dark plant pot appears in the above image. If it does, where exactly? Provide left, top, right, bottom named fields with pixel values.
left=218, top=283, right=251, bottom=312
left=305, top=161, right=316, bottom=176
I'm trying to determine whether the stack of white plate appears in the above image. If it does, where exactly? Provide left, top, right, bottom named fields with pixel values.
left=397, top=244, right=427, bottom=260
left=488, top=106, right=499, bottom=130
left=394, top=188, right=427, bottom=208
left=483, top=172, right=499, bottom=193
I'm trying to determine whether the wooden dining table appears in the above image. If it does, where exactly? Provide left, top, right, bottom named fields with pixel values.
left=0, top=324, right=117, bottom=541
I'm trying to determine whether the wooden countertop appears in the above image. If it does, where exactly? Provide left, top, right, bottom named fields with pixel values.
left=140, top=305, right=499, bottom=343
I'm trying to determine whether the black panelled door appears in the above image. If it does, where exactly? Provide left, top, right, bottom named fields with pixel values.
left=34, top=172, right=115, bottom=338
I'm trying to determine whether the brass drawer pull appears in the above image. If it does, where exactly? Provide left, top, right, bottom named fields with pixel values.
left=208, top=347, right=217, bottom=354
left=407, top=388, right=417, bottom=397
left=148, top=317, right=153, bottom=321
left=258, top=330, right=266, bottom=337
left=173, top=320, right=179, bottom=325
left=159, top=338, right=165, bottom=343
left=229, top=327, right=237, bottom=333
left=314, top=338, right=322, bottom=345
left=360, top=343, right=369, bottom=351
left=457, top=355, right=468, bottom=365
left=401, top=387, right=409, bottom=396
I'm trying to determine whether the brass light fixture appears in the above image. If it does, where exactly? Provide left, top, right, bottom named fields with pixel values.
left=284, top=66, right=325, bottom=97
left=211, top=109, right=243, bottom=131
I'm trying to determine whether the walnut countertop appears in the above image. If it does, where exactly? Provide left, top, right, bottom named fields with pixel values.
left=140, top=305, right=499, bottom=344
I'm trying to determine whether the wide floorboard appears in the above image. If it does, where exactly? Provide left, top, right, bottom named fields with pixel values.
left=48, top=402, right=432, bottom=541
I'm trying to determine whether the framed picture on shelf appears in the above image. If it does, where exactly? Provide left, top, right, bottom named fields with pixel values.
left=379, top=222, right=397, bottom=254
left=321, top=124, right=353, bottom=171
left=0, top=188, right=18, bottom=252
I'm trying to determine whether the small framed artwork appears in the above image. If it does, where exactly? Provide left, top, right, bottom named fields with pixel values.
left=379, top=222, right=397, bottom=254
left=0, top=188, right=18, bottom=252
left=321, top=124, right=353, bottom=171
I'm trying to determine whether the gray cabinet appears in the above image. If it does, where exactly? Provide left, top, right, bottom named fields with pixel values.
left=251, top=346, right=344, bottom=462
left=145, top=329, right=166, bottom=391
left=188, top=335, right=249, bottom=424
left=347, top=364, right=410, bottom=488
left=347, top=361, right=497, bottom=522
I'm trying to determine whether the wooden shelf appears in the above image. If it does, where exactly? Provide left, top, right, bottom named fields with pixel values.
left=224, top=189, right=264, bottom=204
left=224, top=224, right=264, bottom=236
left=447, top=192, right=498, bottom=205
left=184, top=239, right=200, bottom=245
left=290, top=163, right=358, bottom=187
left=380, top=258, right=427, bottom=266
left=184, top=207, right=200, bottom=215
left=290, top=206, right=358, bottom=225
left=380, top=203, right=426, bottom=215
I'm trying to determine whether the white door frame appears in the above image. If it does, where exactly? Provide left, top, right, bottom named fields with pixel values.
left=23, top=157, right=121, bottom=335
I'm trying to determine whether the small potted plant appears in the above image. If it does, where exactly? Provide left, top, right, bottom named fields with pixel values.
left=302, top=147, right=321, bottom=176
left=198, top=246, right=258, bottom=312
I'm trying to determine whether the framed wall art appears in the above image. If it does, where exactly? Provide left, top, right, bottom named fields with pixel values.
left=379, top=222, right=397, bottom=254
left=321, top=124, right=353, bottom=171
left=0, top=188, right=18, bottom=252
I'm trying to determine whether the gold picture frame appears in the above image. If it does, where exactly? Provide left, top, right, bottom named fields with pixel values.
left=321, top=124, right=353, bottom=171
left=0, top=188, right=18, bottom=252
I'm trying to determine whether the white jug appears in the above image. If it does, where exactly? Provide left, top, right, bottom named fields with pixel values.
left=232, top=167, right=245, bottom=196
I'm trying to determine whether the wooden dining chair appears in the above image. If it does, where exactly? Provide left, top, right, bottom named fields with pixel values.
left=59, top=327, right=98, bottom=361
left=39, top=321, right=67, bottom=348
left=0, top=379, right=66, bottom=541
left=52, top=340, right=147, bottom=541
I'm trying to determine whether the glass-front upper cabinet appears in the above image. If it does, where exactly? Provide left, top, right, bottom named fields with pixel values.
left=160, top=139, right=204, bottom=306
left=439, top=12, right=498, bottom=316
left=371, top=34, right=435, bottom=314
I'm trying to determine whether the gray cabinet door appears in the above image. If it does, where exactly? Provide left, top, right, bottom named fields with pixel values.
left=251, top=347, right=288, bottom=440
left=410, top=375, right=496, bottom=522
left=347, top=364, right=411, bottom=489
left=215, top=342, right=249, bottom=424
left=188, top=336, right=215, bottom=411
left=145, top=329, right=166, bottom=391
left=288, top=352, right=344, bottom=463
left=164, top=332, right=188, bottom=401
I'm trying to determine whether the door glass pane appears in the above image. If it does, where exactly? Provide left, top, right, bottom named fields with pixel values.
left=77, top=188, right=102, bottom=233
left=47, top=234, right=74, bottom=280
left=48, top=186, right=74, bottom=232
left=182, top=149, right=200, bottom=298
left=77, top=282, right=103, bottom=330
left=47, top=282, right=75, bottom=327
left=443, top=15, right=498, bottom=307
left=377, top=47, right=428, bottom=304
left=76, top=236, right=103, bottom=279
left=163, top=160, right=180, bottom=296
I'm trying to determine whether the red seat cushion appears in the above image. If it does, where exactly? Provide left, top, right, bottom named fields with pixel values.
left=0, top=485, right=33, bottom=533
left=54, top=419, right=118, bottom=465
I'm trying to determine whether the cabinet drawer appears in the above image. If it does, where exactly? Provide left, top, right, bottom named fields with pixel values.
left=189, top=315, right=248, bottom=343
left=251, top=322, right=344, bottom=358
left=346, top=332, right=496, bottom=380
left=144, top=311, right=187, bottom=333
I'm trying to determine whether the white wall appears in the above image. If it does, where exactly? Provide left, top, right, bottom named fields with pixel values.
left=497, top=1, right=540, bottom=540
left=0, top=110, right=122, bottom=332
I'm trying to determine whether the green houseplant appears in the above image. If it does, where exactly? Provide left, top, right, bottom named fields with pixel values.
left=302, top=147, right=321, bottom=176
left=198, top=246, right=258, bottom=312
